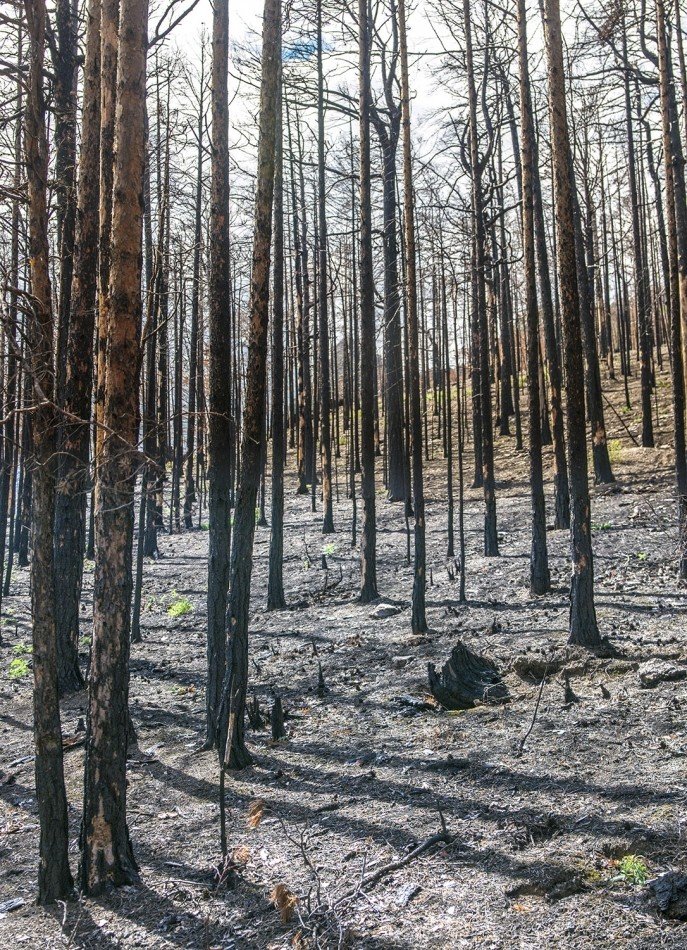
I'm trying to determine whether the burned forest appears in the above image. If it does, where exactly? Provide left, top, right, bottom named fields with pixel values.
left=1, top=0, right=687, bottom=945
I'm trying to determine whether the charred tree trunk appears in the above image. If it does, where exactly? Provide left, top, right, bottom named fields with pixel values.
left=205, top=0, right=232, bottom=750
left=656, top=0, right=687, bottom=576
left=532, top=135, right=569, bottom=529
left=184, top=47, right=205, bottom=530
left=358, top=0, right=379, bottom=602
left=219, top=0, right=281, bottom=770
left=542, top=0, right=600, bottom=647
left=517, top=0, right=550, bottom=595
left=268, top=71, right=286, bottom=610
left=81, top=0, right=148, bottom=892
left=24, top=0, right=74, bottom=903
left=54, top=0, right=101, bottom=694
left=399, top=0, right=426, bottom=630
left=317, top=0, right=334, bottom=532
left=463, top=0, right=498, bottom=556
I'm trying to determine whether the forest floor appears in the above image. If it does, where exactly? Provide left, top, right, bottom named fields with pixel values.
left=1, top=369, right=687, bottom=949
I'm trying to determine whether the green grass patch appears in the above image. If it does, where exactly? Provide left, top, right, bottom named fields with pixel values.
left=8, top=657, right=30, bottom=681
left=167, top=592, right=193, bottom=618
left=608, top=438, right=623, bottom=465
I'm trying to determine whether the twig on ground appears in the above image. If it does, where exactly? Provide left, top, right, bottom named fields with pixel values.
left=333, top=817, right=451, bottom=907
left=516, top=662, right=549, bottom=756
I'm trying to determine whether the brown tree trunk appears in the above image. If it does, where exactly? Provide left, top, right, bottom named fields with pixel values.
left=24, top=0, right=74, bottom=903
left=81, top=0, right=149, bottom=892
left=95, top=0, right=120, bottom=462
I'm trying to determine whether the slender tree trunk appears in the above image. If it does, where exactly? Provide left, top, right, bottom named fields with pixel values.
left=622, top=19, right=653, bottom=447
left=398, top=0, right=426, bottom=630
left=533, top=125, right=569, bottom=528
left=24, top=0, right=74, bottom=903
left=95, top=0, right=119, bottom=462
left=81, top=0, right=148, bottom=892
left=184, top=47, right=205, bottom=530
left=219, top=0, right=281, bottom=770
left=53, top=0, right=79, bottom=407
left=317, top=0, right=334, bottom=532
left=517, top=0, right=550, bottom=595
left=268, top=72, right=286, bottom=609
left=0, top=26, right=23, bottom=619
left=463, top=0, right=498, bottom=555
left=205, top=0, right=232, bottom=750
left=542, top=0, right=600, bottom=647
left=54, top=0, right=101, bottom=693
left=358, top=0, right=378, bottom=601
left=657, top=0, right=687, bottom=576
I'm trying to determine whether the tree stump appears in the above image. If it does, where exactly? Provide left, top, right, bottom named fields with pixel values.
left=248, top=694, right=264, bottom=730
left=271, top=697, right=286, bottom=740
left=428, top=639, right=508, bottom=709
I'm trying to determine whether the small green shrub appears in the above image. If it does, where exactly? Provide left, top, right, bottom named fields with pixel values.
left=324, top=542, right=337, bottom=556
left=613, top=855, right=648, bottom=886
left=592, top=521, right=612, bottom=532
left=8, top=657, right=30, bottom=681
left=12, top=642, right=32, bottom=655
left=608, top=438, right=623, bottom=465
left=167, top=592, right=193, bottom=618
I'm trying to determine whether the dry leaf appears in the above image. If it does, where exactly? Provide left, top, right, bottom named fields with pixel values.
left=232, top=845, right=251, bottom=865
left=270, top=883, right=298, bottom=923
left=247, top=799, right=266, bottom=829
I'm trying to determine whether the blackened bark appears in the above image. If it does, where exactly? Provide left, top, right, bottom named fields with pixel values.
left=205, top=0, right=232, bottom=750
left=622, top=20, right=654, bottom=448
left=184, top=47, right=205, bottom=530
left=517, top=0, right=550, bottom=595
left=219, top=0, right=281, bottom=770
left=317, top=0, right=334, bottom=533
left=656, top=0, right=687, bottom=576
left=81, top=0, right=148, bottom=892
left=463, top=0, right=498, bottom=556
left=268, top=73, right=286, bottom=610
left=52, top=0, right=79, bottom=406
left=24, top=0, right=74, bottom=903
left=55, top=0, right=101, bottom=693
left=398, top=0, right=426, bottom=630
left=358, top=0, right=379, bottom=602
left=533, top=126, right=569, bottom=528
left=542, top=0, right=601, bottom=648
